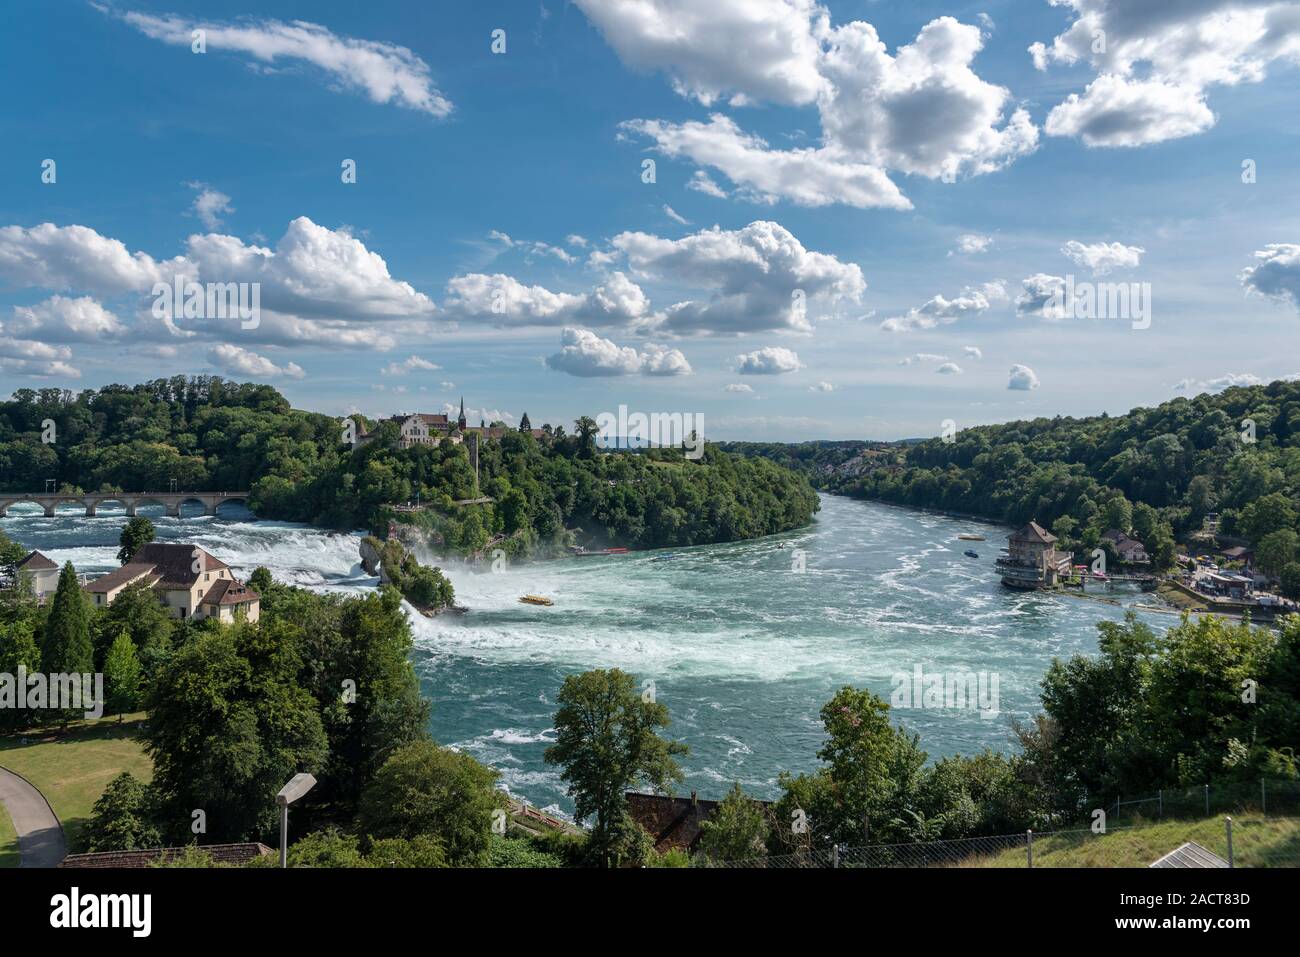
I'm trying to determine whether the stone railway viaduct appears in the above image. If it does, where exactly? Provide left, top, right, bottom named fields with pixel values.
left=0, top=491, right=252, bottom=518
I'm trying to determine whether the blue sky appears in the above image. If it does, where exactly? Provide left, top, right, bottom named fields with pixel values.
left=2, top=0, right=1299, bottom=440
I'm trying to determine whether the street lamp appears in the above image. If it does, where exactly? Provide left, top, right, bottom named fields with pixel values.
left=275, top=772, right=317, bottom=868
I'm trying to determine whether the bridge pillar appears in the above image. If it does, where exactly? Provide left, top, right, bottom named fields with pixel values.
left=125, top=501, right=137, bottom=517
left=204, top=499, right=218, bottom=516
left=43, top=504, right=55, bottom=517
left=166, top=500, right=180, bottom=518
left=85, top=503, right=97, bottom=517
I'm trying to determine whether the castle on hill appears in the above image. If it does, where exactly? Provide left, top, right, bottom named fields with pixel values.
left=357, top=398, right=545, bottom=450
left=357, top=399, right=547, bottom=486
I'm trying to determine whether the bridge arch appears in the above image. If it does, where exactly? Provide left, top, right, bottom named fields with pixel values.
left=212, top=496, right=252, bottom=518
left=0, top=498, right=46, bottom=517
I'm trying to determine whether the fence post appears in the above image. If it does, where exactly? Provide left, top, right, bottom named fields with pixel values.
left=1026, top=829, right=1034, bottom=868
left=1225, top=816, right=1234, bottom=868
left=1204, top=783, right=1210, bottom=816
left=1261, top=778, right=1267, bottom=816
left=1158, top=789, right=1163, bottom=819
left=831, top=844, right=840, bottom=869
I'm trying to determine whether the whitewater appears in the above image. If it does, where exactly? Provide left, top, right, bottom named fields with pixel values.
left=2, top=493, right=1171, bottom=818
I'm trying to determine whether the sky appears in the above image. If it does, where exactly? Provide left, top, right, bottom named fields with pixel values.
left=1, top=0, right=1299, bottom=441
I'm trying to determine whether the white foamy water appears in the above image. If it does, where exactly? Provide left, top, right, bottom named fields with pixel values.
left=3, top=495, right=1173, bottom=813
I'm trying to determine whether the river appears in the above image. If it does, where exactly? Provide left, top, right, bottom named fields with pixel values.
left=3, top=493, right=1171, bottom=817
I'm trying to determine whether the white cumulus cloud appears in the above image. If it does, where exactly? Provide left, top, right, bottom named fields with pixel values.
left=735, top=346, right=803, bottom=375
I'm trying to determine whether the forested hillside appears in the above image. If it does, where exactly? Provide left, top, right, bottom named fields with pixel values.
left=0, top=378, right=819, bottom=553
left=730, top=380, right=1300, bottom=573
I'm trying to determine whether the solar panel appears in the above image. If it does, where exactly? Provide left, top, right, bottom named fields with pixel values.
left=1149, top=841, right=1229, bottom=868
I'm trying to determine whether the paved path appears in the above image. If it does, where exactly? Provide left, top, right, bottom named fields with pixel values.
left=0, top=766, right=66, bottom=867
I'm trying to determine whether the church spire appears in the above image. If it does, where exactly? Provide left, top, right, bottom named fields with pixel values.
left=457, top=396, right=467, bottom=431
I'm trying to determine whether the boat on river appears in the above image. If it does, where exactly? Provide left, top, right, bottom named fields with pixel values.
left=964, top=549, right=980, bottom=558
left=958, top=533, right=986, bottom=541
left=518, top=595, right=554, bottom=606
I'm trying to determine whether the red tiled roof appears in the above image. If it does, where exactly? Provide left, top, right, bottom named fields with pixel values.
left=133, top=543, right=228, bottom=587
left=200, top=578, right=260, bottom=606
left=17, top=551, right=57, bottom=571
left=1011, top=521, right=1056, bottom=544
left=59, top=843, right=275, bottom=868
left=625, top=791, right=772, bottom=855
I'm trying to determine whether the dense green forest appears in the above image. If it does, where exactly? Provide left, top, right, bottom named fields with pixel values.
left=0, top=378, right=819, bottom=554
left=730, top=380, right=1300, bottom=575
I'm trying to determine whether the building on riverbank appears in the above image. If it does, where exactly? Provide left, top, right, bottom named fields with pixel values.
left=84, top=543, right=260, bottom=623
left=15, top=551, right=59, bottom=600
left=996, top=522, right=1072, bottom=589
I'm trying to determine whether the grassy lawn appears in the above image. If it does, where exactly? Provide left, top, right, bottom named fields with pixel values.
left=0, top=801, right=17, bottom=868
left=0, top=712, right=152, bottom=859
left=959, top=813, right=1300, bottom=868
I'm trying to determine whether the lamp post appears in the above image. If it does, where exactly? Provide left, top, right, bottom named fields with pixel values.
left=276, top=772, right=317, bottom=868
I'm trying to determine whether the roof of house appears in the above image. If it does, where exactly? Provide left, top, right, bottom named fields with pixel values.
left=1011, top=521, right=1056, bottom=544
left=200, top=578, right=260, bottom=606
left=85, top=563, right=158, bottom=594
left=59, top=843, right=275, bottom=869
left=400, top=413, right=449, bottom=427
left=17, top=550, right=57, bottom=571
left=133, top=543, right=228, bottom=587
left=625, top=792, right=724, bottom=855
left=1222, top=546, right=1252, bottom=559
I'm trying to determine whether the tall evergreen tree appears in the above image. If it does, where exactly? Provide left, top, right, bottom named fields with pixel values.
left=40, top=562, right=94, bottom=727
left=41, top=562, right=93, bottom=673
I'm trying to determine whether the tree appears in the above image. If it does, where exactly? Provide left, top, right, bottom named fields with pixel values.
left=143, top=625, right=328, bottom=842
left=0, top=619, right=41, bottom=731
left=103, top=630, right=142, bottom=721
left=85, top=772, right=162, bottom=852
left=117, top=517, right=155, bottom=565
left=92, top=579, right=173, bottom=674
left=365, top=835, right=448, bottom=868
left=1102, top=497, right=1133, bottom=535
left=544, top=668, right=687, bottom=866
left=357, top=740, right=501, bottom=866
left=1280, top=562, right=1300, bottom=600
left=810, top=686, right=927, bottom=845
left=1238, top=492, right=1297, bottom=543
left=40, top=563, right=94, bottom=725
left=1256, top=529, right=1298, bottom=579
left=574, top=416, right=599, bottom=458
left=696, top=782, right=769, bottom=862
left=519, top=412, right=531, bottom=432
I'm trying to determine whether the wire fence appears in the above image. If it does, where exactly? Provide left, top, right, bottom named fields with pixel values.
left=698, top=780, right=1300, bottom=869
left=1103, top=777, right=1300, bottom=822
left=700, top=818, right=1300, bottom=869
